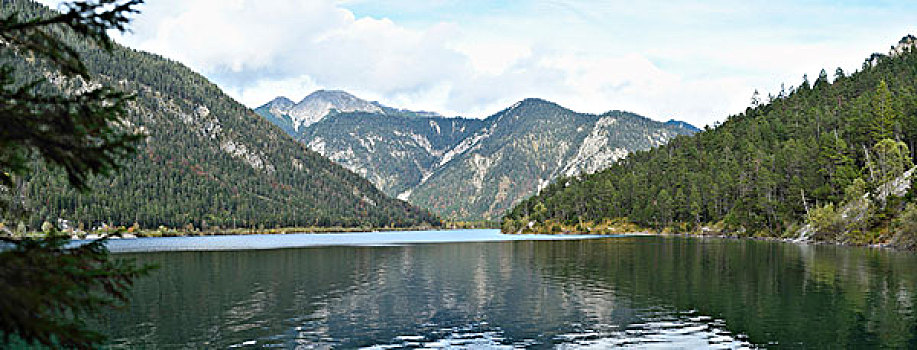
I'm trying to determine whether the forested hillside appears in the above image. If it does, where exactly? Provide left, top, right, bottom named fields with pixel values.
left=505, top=36, right=917, bottom=246
left=3, top=0, right=439, bottom=230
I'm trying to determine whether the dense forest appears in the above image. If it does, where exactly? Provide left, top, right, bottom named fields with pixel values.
left=1, top=0, right=440, bottom=231
left=505, top=36, right=917, bottom=247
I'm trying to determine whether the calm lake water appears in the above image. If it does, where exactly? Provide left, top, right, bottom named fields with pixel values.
left=99, top=230, right=917, bottom=348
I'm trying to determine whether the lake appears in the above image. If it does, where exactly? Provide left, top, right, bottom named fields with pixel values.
left=99, top=230, right=917, bottom=348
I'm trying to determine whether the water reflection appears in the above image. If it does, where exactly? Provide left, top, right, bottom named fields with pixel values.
left=102, top=236, right=917, bottom=348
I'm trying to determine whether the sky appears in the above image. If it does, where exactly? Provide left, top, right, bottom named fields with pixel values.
left=37, top=0, right=917, bottom=127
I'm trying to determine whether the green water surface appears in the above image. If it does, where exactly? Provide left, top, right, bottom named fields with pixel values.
left=100, top=234, right=917, bottom=348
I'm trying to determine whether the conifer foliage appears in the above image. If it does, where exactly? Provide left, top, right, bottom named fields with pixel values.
left=0, top=0, right=143, bottom=212
left=505, top=37, right=917, bottom=244
left=0, top=1, right=151, bottom=348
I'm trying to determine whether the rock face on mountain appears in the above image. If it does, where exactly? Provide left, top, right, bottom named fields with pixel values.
left=257, top=94, right=697, bottom=220
left=407, top=99, right=696, bottom=219
left=300, top=113, right=486, bottom=199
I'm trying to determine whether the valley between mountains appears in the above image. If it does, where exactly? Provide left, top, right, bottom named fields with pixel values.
left=6, top=0, right=696, bottom=230
left=256, top=91, right=698, bottom=220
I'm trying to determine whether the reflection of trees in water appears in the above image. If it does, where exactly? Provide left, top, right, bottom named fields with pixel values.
left=793, top=241, right=917, bottom=346
left=529, top=237, right=917, bottom=348
left=102, top=248, right=378, bottom=347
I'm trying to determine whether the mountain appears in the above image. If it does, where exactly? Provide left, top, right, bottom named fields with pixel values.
left=503, top=36, right=917, bottom=247
left=254, top=91, right=381, bottom=134
left=407, top=99, right=695, bottom=219
left=259, top=93, right=696, bottom=220
left=300, top=112, right=486, bottom=198
left=6, top=0, right=439, bottom=230
left=253, top=90, right=444, bottom=136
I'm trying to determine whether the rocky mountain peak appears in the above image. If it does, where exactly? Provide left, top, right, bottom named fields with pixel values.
left=891, top=34, right=917, bottom=56
left=268, top=96, right=294, bottom=106
left=264, top=96, right=294, bottom=112
left=257, top=96, right=293, bottom=110
left=255, top=90, right=456, bottom=138
left=269, top=90, right=384, bottom=131
left=300, top=89, right=359, bottom=103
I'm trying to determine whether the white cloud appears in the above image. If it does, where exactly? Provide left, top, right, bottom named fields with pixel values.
left=234, top=74, right=321, bottom=106
left=451, top=40, right=532, bottom=76
left=34, top=0, right=917, bottom=127
left=111, top=0, right=477, bottom=110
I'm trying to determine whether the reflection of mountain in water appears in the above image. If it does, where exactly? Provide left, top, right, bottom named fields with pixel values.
left=102, top=237, right=917, bottom=348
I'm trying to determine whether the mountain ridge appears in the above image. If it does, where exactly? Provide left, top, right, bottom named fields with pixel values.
left=257, top=91, right=697, bottom=219
left=406, top=98, right=695, bottom=219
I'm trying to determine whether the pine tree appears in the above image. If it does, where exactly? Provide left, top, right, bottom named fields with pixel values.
left=869, top=81, right=899, bottom=142
left=0, top=1, right=151, bottom=348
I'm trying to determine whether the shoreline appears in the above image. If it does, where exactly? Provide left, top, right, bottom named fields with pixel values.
left=506, top=229, right=904, bottom=250
left=5, top=221, right=500, bottom=240
left=13, top=225, right=903, bottom=251
left=73, top=229, right=610, bottom=253
left=11, top=225, right=445, bottom=241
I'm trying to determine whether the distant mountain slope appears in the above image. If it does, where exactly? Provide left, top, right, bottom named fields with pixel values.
left=8, top=0, right=439, bottom=230
left=408, top=99, right=695, bottom=219
left=504, top=36, right=917, bottom=241
left=300, top=112, right=486, bottom=197
left=259, top=92, right=695, bottom=220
